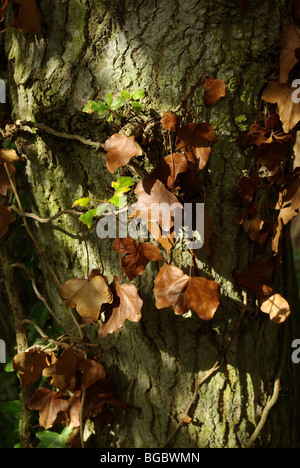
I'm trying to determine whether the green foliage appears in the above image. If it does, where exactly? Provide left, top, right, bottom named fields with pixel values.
left=83, top=89, right=145, bottom=121
left=35, top=426, right=73, bottom=448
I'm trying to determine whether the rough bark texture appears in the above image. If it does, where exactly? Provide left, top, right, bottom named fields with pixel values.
left=1, top=0, right=300, bottom=448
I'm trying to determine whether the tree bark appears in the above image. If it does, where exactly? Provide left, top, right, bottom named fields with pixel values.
left=1, top=0, right=300, bottom=448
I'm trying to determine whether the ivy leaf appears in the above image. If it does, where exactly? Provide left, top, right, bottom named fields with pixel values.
left=130, top=101, right=143, bottom=113
left=28, top=388, right=70, bottom=430
left=278, top=25, right=300, bottom=82
left=113, top=237, right=162, bottom=280
left=83, top=100, right=108, bottom=116
left=79, top=208, right=97, bottom=228
left=153, top=263, right=221, bottom=320
left=131, top=89, right=145, bottom=100
left=151, top=153, right=189, bottom=189
left=120, top=90, right=131, bottom=100
left=104, top=133, right=143, bottom=173
left=105, top=92, right=113, bottom=107
left=108, top=176, right=135, bottom=208
left=12, top=0, right=42, bottom=34
left=110, top=95, right=126, bottom=110
left=98, top=277, right=143, bottom=338
left=161, top=111, right=181, bottom=132
left=12, top=349, right=57, bottom=387
left=177, top=122, right=216, bottom=148
left=78, top=359, right=106, bottom=391
left=260, top=293, right=291, bottom=323
left=42, top=349, right=84, bottom=392
left=203, top=77, right=226, bottom=106
left=233, top=259, right=275, bottom=298
left=72, top=197, right=90, bottom=208
left=36, top=426, right=74, bottom=448
left=60, top=272, right=113, bottom=322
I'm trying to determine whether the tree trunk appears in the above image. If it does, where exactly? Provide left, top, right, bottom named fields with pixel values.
left=1, top=0, right=300, bottom=448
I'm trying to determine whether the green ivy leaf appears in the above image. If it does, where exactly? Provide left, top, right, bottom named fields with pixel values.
left=130, top=101, right=143, bottom=113
left=105, top=92, right=113, bottom=107
left=36, top=427, right=73, bottom=448
left=110, top=95, right=126, bottom=110
left=79, top=209, right=97, bottom=228
left=111, top=176, right=135, bottom=195
left=72, top=197, right=90, bottom=208
left=120, top=90, right=131, bottom=100
left=131, top=89, right=145, bottom=100
left=0, top=400, right=21, bottom=418
left=83, top=100, right=108, bottom=116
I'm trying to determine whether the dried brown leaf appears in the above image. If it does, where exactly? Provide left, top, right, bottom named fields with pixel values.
left=262, top=81, right=300, bottom=133
left=0, top=204, right=15, bottom=239
left=104, top=133, right=143, bottom=173
left=260, top=293, right=291, bottom=323
left=42, top=349, right=84, bottom=392
left=161, top=111, right=181, bottom=132
left=278, top=25, right=300, bottom=82
left=28, top=388, right=70, bottom=429
left=12, top=349, right=56, bottom=387
left=177, top=122, right=216, bottom=148
left=203, top=77, right=226, bottom=106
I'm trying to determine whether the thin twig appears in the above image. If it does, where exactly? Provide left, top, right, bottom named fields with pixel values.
left=172, top=76, right=203, bottom=114
left=4, top=163, right=61, bottom=288
left=245, top=324, right=288, bottom=448
left=161, top=293, right=247, bottom=448
left=11, top=263, right=64, bottom=327
left=9, top=205, right=82, bottom=223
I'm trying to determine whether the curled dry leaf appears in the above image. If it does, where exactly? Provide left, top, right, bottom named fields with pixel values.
left=98, top=276, right=143, bottom=338
left=78, top=359, right=106, bottom=391
left=113, top=237, right=162, bottom=281
left=42, top=349, right=84, bottom=392
left=177, top=122, right=216, bottom=148
left=255, top=133, right=294, bottom=170
left=151, top=152, right=189, bottom=189
left=203, top=77, right=226, bottom=106
left=12, top=0, right=42, bottom=34
left=153, top=263, right=221, bottom=321
left=242, top=217, right=266, bottom=244
left=278, top=25, right=300, bottom=83
left=104, top=133, right=143, bottom=173
left=0, top=204, right=16, bottom=239
left=60, top=273, right=113, bottom=321
left=12, top=349, right=56, bottom=387
left=131, top=178, right=183, bottom=233
left=236, top=172, right=260, bottom=207
left=28, top=388, right=70, bottom=430
left=262, top=81, right=300, bottom=133
left=0, top=149, right=20, bottom=196
left=260, top=293, right=291, bottom=323
left=233, top=259, right=275, bottom=298
left=161, top=111, right=181, bottom=132
left=235, top=124, right=268, bottom=148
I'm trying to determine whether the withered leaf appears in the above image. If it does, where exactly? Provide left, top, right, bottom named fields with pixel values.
left=0, top=148, right=20, bottom=164
left=278, top=25, right=300, bottom=83
left=61, top=273, right=113, bottom=321
left=203, top=77, right=226, bottom=106
left=242, top=217, right=265, bottom=243
left=113, top=237, right=162, bottom=281
left=0, top=163, right=16, bottom=196
left=12, top=349, right=56, bottom=387
left=12, top=0, right=42, bottom=34
left=262, top=81, right=300, bottom=133
left=260, top=293, right=291, bottom=323
left=104, top=133, right=143, bottom=173
left=131, top=178, right=183, bottom=233
left=177, top=122, right=216, bottom=148
left=98, top=277, right=143, bottom=338
left=255, top=133, right=294, bottom=170
left=28, top=388, right=70, bottom=430
left=151, top=153, right=189, bottom=189
left=42, top=349, right=84, bottom=392
left=161, top=111, right=181, bottom=132
left=78, top=359, right=106, bottom=391
left=235, top=124, right=268, bottom=148
left=153, top=264, right=220, bottom=320
left=233, top=259, right=275, bottom=298
left=0, top=204, right=15, bottom=239
left=237, top=172, right=260, bottom=206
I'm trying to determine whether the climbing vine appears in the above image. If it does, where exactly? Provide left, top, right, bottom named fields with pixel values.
left=0, top=0, right=300, bottom=449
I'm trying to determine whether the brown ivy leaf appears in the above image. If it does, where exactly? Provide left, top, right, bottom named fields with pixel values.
left=237, top=172, right=260, bottom=206
left=12, top=0, right=42, bottom=34
left=104, top=133, right=143, bottom=173
left=278, top=25, right=300, bottom=83
left=242, top=217, right=265, bottom=243
left=147, top=221, right=175, bottom=252
left=235, top=124, right=268, bottom=148
left=255, top=133, right=295, bottom=170
left=113, top=237, right=162, bottom=281
left=0, top=148, right=20, bottom=164
left=42, top=349, right=84, bottom=392
left=151, top=153, right=189, bottom=189
left=131, top=178, right=183, bottom=233
left=0, top=163, right=16, bottom=196
left=60, top=273, right=113, bottom=321
left=260, top=293, right=291, bottom=323
left=28, top=388, right=70, bottom=430
left=203, top=77, right=226, bottom=106
left=265, top=113, right=280, bottom=130
left=78, top=359, right=106, bottom=391
left=276, top=166, right=300, bottom=210
left=98, top=277, right=143, bottom=338
left=161, top=111, right=181, bottom=132
left=233, top=259, right=275, bottom=298
left=12, top=349, right=56, bottom=387
left=177, top=122, right=216, bottom=148
left=0, top=204, right=15, bottom=239
left=153, top=263, right=220, bottom=320
left=262, top=81, right=300, bottom=133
